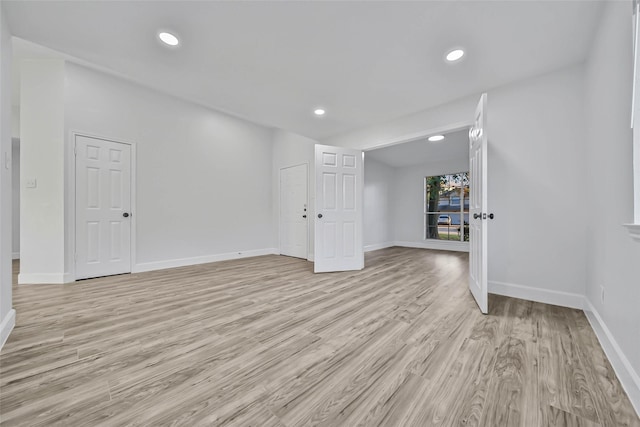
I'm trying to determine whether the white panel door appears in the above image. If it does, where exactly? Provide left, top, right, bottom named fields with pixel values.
left=280, top=164, right=308, bottom=259
left=76, top=135, right=132, bottom=280
left=314, top=144, right=363, bottom=273
left=469, top=94, right=489, bottom=314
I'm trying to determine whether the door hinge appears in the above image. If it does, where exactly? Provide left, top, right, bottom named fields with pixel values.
left=74, top=147, right=77, bottom=156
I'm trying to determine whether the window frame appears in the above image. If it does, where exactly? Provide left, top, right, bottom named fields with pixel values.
left=626, top=0, right=640, bottom=240
left=423, top=172, right=469, bottom=243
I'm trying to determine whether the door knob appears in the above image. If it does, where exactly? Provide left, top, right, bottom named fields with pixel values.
left=318, top=214, right=323, bottom=219
left=123, top=212, right=130, bottom=218
left=473, top=213, right=480, bottom=219
left=302, top=215, right=307, bottom=218
left=488, top=213, right=494, bottom=219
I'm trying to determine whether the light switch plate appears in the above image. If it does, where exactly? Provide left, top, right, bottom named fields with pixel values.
left=26, top=178, right=37, bottom=188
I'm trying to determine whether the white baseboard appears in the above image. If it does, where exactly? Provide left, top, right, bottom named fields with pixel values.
left=488, top=280, right=585, bottom=309
left=133, top=248, right=279, bottom=273
left=478, top=281, right=639, bottom=417
left=18, top=272, right=74, bottom=285
left=584, top=299, right=640, bottom=417
left=0, top=309, right=16, bottom=351
left=394, top=240, right=469, bottom=253
left=12, top=252, right=19, bottom=260
left=364, top=241, right=395, bottom=252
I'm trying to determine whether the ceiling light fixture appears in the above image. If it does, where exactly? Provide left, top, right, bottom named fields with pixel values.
left=428, top=135, right=445, bottom=142
left=158, top=31, right=180, bottom=47
left=446, top=49, right=464, bottom=62
left=314, top=108, right=326, bottom=116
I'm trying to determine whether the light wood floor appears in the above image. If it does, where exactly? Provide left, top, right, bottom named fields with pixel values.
left=0, top=248, right=638, bottom=426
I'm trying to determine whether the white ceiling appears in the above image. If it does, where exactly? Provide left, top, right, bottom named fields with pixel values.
left=366, top=127, right=469, bottom=168
left=4, top=1, right=603, bottom=140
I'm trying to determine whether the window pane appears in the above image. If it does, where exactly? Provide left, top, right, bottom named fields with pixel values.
left=425, top=213, right=463, bottom=241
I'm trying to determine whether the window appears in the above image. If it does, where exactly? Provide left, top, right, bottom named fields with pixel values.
left=424, top=172, right=469, bottom=242
left=628, top=1, right=640, bottom=239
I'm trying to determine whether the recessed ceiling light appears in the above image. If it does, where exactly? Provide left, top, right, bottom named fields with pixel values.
left=159, top=32, right=179, bottom=46
left=428, top=135, right=445, bottom=142
left=314, top=109, right=326, bottom=116
left=446, top=49, right=464, bottom=62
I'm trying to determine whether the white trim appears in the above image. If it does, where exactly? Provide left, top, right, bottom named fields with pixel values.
left=364, top=241, right=395, bottom=252
left=632, top=1, right=639, bottom=127
left=488, top=280, right=585, bottom=309
left=12, top=252, right=19, bottom=260
left=68, top=131, right=137, bottom=282
left=633, top=3, right=640, bottom=224
left=623, top=223, right=640, bottom=241
left=130, top=143, right=138, bottom=272
left=0, top=309, right=16, bottom=351
left=66, top=131, right=77, bottom=280
left=483, top=281, right=640, bottom=416
left=394, top=240, right=469, bottom=253
left=584, top=299, right=640, bottom=417
left=18, top=272, right=74, bottom=284
left=132, top=248, right=278, bottom=273
left=307, top=253, right=314, bottom=262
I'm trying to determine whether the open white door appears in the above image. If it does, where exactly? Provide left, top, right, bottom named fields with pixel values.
left=76, top=135, right=132, bottom=280
left=314, top=144, right=364, bottom=273
left=469, top=94, right=489, bottom=314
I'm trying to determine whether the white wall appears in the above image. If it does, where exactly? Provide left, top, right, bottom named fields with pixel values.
left=64, top=63, right=275, bottom=274
left=325, top=96, right=476, bottom=151
left=271, top=128, right=316, bottom=260
left=11, top=138, right=18, bottom=258
left=19, top=59, right=66, bottom=284
left=0, top=3, right=14, bottom=349
left=324, top=64, right=589, bottom=302
left=584, top=0, right=640, bottom=409
left=11, top=107, right=18, bottom=257
left=11, top=106, right=19, bottom=139
left=392, top=158, right=468, bottom=249
left=11, top=96, right=19, bottom=260
left=487, top=65, right=588, bottom=299
left=363, top=157, right=394, bottom=249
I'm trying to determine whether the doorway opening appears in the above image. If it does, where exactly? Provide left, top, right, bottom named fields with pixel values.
left=363, top=90, right=490, bottom=316
left=363, top=126, right=472, bottom=253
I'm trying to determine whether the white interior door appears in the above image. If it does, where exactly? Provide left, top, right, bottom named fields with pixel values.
left=314, top=144, right=363, bottom=273
left=280, top=164, right=308, bottom=259
left=469, top=93, right=489, bottom=314
left=75, top=135, right=132, bottom=280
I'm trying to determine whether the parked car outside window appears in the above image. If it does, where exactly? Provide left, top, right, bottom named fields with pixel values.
left=438, top=215, right=451, bottom=225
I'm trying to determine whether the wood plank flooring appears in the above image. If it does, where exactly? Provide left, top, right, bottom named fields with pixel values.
left=0, top=247, right=638, bottom=426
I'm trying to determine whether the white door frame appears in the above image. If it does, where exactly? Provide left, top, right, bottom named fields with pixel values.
left=279, top=163, right=309, bottom=259
left=66, top=131, right=137, bottom=282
